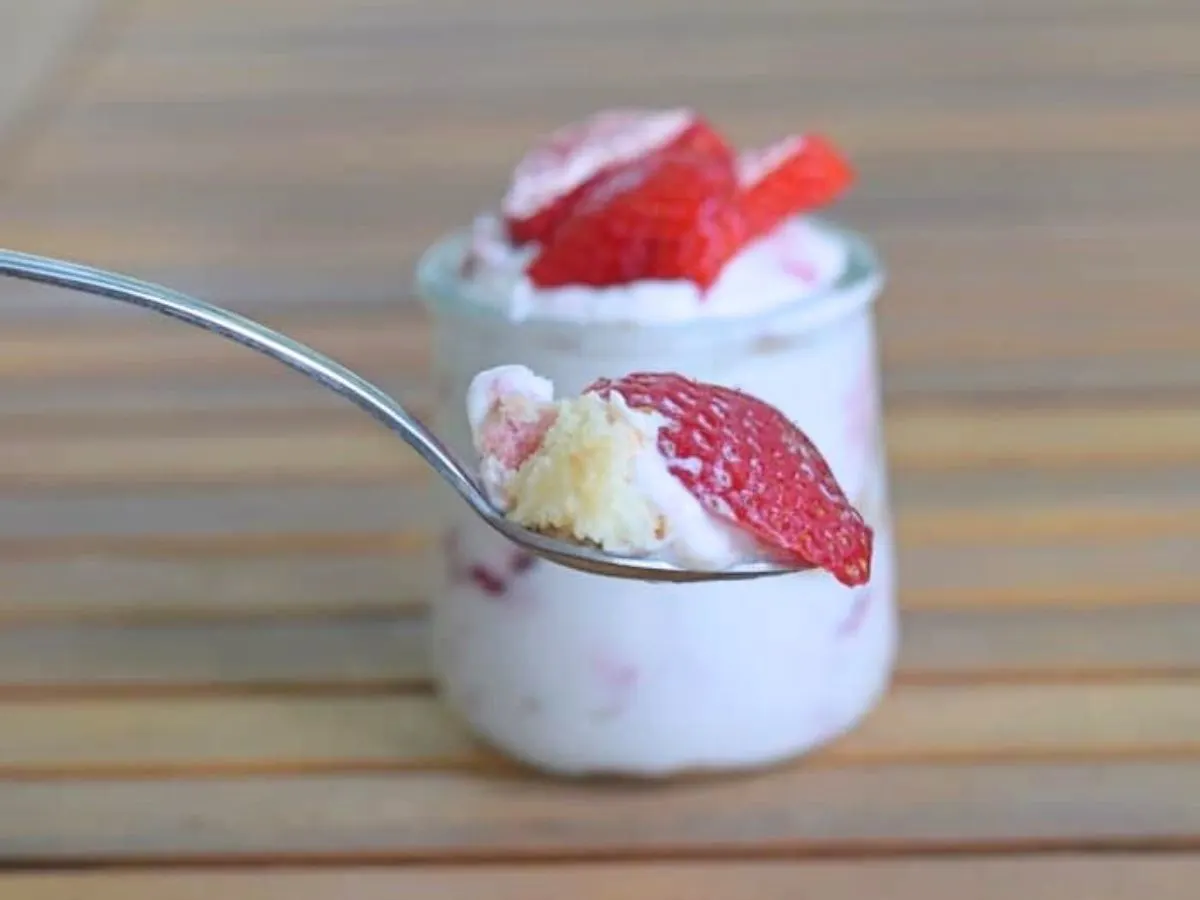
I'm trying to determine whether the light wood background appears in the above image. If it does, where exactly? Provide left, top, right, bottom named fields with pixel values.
left=0, top=0, right=1199, bottom=896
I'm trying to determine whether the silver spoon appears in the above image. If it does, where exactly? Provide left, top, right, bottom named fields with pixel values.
left=0, top=248, right=799, bottom=583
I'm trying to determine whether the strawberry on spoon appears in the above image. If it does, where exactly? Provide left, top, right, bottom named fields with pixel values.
left=588, top=371, right=873, bottom=587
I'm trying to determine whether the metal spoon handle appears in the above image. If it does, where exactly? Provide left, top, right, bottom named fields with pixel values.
left=0, top=248, right=487, bottom=514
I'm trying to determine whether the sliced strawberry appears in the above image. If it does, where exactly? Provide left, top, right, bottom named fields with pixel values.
left=587, top=372, right=873, bottom=586
left=503, top=109, right=733, bottom=246
left=738, top=133, right=854, bottom=241
left=526, top=149, right=747, bottom=290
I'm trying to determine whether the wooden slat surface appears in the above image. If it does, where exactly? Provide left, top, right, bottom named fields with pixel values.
left=0, top=0, right=1198, bottom=892
left=2, top=603, right=1199, bottom=692
left=2, top=678, right=1200, bottom=777
left=4, top=761, right=1200, bottom=861
left=5, top=858, right=1200, bottom=900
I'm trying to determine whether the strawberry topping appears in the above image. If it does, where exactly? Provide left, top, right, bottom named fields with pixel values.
left=500, top=110, right=854, bottom=292
left=738, top=134, right=854, bottom=241
left=526, top=149, right=747, bottom=291
left=504, top=109, right=733, bottom=246
left=587, top=372, right=873, bottom=586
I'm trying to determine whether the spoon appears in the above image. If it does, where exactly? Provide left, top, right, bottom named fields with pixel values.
left=0, top=248, right=800, bottom=583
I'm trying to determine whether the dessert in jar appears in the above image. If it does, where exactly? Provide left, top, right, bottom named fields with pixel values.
left=415, top=108, right=896, bottom=777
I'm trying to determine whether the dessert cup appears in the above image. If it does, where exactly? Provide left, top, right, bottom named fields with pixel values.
left=416, top=216, right=896, bottom=777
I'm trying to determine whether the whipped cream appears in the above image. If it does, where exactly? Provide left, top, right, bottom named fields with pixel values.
left=462, top=214, right=848, bottom=324
left=466, top=365, right=754, bottom=570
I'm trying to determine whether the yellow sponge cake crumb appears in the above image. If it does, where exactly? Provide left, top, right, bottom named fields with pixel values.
left=506, top=393, right=666, bottom=554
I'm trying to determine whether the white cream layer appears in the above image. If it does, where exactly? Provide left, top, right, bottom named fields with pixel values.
left=463, top=215, right=848, bottom=324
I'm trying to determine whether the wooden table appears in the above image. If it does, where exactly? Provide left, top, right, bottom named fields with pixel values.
left=1, top=0, right=1199, bottom=895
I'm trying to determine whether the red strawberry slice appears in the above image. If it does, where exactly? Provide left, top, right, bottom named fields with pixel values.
left=587, top=372, right=873, bottom=586
left=526, top=149, right=747, bottom=291
left=503, top=109, right=733, bottom=246
left=738, top=133, right=854, bottom=241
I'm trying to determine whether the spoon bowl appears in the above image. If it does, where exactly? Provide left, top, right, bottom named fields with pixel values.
left=0, top=248, right=800, bottom=583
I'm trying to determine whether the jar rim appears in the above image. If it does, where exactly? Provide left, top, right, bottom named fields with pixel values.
left=415, top=215, right=884, bottom=343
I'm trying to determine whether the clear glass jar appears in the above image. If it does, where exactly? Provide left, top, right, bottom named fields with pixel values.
left=415, top=218, right=896, bottom=778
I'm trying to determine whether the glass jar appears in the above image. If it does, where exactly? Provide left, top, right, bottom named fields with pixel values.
left=415, top=218, right=896, bottom=778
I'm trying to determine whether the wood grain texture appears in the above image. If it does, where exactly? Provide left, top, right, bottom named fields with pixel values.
left=0, top=0, right=1198, bottom=885
left=1, top=603, right=1197, bottom=692
left=6, top=858, right=1200, bottom=899
left=3, top=761, right=1200, bottom=861
left=1, top=680, right=1199, bottom=777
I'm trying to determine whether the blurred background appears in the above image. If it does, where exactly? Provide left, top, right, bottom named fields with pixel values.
left=0, top=0, right=1197, bottom=618
left=4, top=2, right=1200, bottom=881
